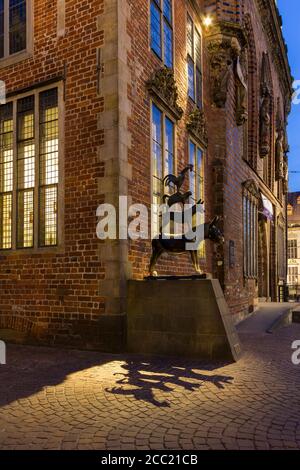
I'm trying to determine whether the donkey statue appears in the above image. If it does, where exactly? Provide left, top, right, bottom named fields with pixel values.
left=149, top=215, right=224, bottom=276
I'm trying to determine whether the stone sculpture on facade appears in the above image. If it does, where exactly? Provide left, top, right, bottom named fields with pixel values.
left=259, top=84, right=271, bottom=158
left=235, top=53, right=248, bottom=126
left=208, top=40, right=233, bottom=108
left=146, top=67, right=183, bottom=120
left=275, top=125, right=285, bottom=180
left=186, top=109, right=208, bottom=148
left=283, top=157, right=289, bottom=195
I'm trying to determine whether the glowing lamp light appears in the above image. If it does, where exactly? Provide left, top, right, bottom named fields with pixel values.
left=203, top=16, right=213, bottom=28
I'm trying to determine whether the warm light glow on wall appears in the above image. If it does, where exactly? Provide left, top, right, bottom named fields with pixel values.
left=203, top=16, right=213, bottom=28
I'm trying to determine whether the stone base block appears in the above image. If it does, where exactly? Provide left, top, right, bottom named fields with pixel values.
left=127, top=279, right=242, bottom=361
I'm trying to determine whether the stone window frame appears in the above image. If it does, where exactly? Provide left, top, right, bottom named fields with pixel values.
left=0, top=0, right=33, bottom=69
left=0, top=80, right=64, bottom=254
left=242, top=181, right=259, bottom=280
left=186, top=12, right=203, bottom=109
left=150, top=98, right=177, bottom=235
left=149, top=0, right=174, bottom=69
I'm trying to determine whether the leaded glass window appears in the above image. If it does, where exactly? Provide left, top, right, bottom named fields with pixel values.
left=243, top=193, right=258, bottom=278
left=189, top=139, right=205, bottom=258
left=150, top=0, right=173, bottom=68
left=0, top=0, right=27, bottom=59
left=0, top=86, right=60, bottom=251
left=187, top=15, right=202, bottom=108
left=151, top=102, right=175, bottom=234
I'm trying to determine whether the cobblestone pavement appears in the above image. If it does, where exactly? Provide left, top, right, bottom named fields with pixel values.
left=0, top=309, right=300, bottom=450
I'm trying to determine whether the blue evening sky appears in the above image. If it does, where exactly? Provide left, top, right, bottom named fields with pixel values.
left=278, top=0, right=300, bottom=192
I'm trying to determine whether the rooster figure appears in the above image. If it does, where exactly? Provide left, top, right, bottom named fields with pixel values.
left=163, top=164, right=193, bottom=192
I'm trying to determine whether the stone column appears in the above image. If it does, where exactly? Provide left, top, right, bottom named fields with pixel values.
left=96, top=0, right=132, bottom=350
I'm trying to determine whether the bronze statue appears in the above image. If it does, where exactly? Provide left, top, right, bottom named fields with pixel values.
left=149, top=214, right=224, bottom=276
left=163, top=191, right=192, bottom=207
left=163, top=164, right=193, bottom=192
left=149, top=165, right=224, bottom=276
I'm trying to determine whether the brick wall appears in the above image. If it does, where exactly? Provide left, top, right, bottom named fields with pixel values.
left=0, top=0, right=292, bottom=348
left=0, top=0, right=111, bottom=349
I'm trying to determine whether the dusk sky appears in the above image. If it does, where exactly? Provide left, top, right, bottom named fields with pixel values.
left=278, top=0, right=300, bottom=192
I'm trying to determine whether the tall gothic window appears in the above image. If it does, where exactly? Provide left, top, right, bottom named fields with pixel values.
left=151, top=102, right=175, bottom=234
left=288, top=239, right=298, bottom=259
left=150, top=0, right=173, bottom=68
left=188, top=139, right=204, bottom=202
left=189, top=139, right=205, bottom=258
left=187, top=14, right=202, bottom=108
left=0, top=0, right=28, bottom=59
left=278, top=223, right=286, bottom=281
left=243, top=192, right=258, bottom=278
left=0, top=86, right=60, bottom=250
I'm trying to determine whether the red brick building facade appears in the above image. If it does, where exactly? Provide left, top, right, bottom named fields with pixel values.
left=0, top=0, right=293, bottom=350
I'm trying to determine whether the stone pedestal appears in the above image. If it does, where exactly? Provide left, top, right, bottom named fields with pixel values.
left=127, top=279, right=242, bottom=361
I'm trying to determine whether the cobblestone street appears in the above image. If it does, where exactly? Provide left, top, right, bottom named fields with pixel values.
left=0, top=306, right=300, bottom=450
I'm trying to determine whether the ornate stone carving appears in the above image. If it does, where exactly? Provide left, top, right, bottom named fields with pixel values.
left=208, top=40, right=233, bottom=108
left=259, top=54, right=272, bottom=158
left=186, top=108, right=208, bottom=147
left=146, top=67, right=183, bottom=120
left=235, top=50, right=248, bottom=126
left=243, top=179, right=260, bottom=199
left=255, top=0, right=293, bottom=100
left=259, top=85, right=271, bottom=158
left=283, top=156, right=288, bottom=195
left=275, top=125, right=285, bottom=181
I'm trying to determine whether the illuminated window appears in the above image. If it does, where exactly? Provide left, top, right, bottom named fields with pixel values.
left=243, top=193, right=258, bottom=278
left=0, top=0, right=28, bottom=59
left=0, top=86, right=60, bottom=250
left=39, top=89, right=59, bottom=247
left=0, top=102, right=13, bottom=249
left=278, top=224, right=286, bottom=280
left=17, top=95, right=35, bottom=248
left=187, top=14, right=202, bottom=108
left=151, top=102, right=175, bottom=234
left=288, top=266, right=299, bottom=286
left=189, top=139, right=205, bottom=258
left=288, top=239, right=298, bottom=259
left=150, top=0, right=173, bottom=68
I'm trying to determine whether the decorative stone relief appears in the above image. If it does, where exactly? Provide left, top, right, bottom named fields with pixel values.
left=186, top=108, right=208, bottom=148
left=259, top=54, right=272, bottom=159
left=242, top=179, right=260, bottom=199
left=282, top=156, right=288, bottom=195
left=234, top=48, right=248, bottom=126
left=146, top=67, right=183, bottom=120
left=275, top=125, right=285, bottom=181
left=208, top=40, right=234, bottom=108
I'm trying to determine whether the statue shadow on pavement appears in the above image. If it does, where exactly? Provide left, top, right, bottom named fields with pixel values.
left=106, top=357, right=234, bottom=408
left=0, top=346, right=233, bottom=409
